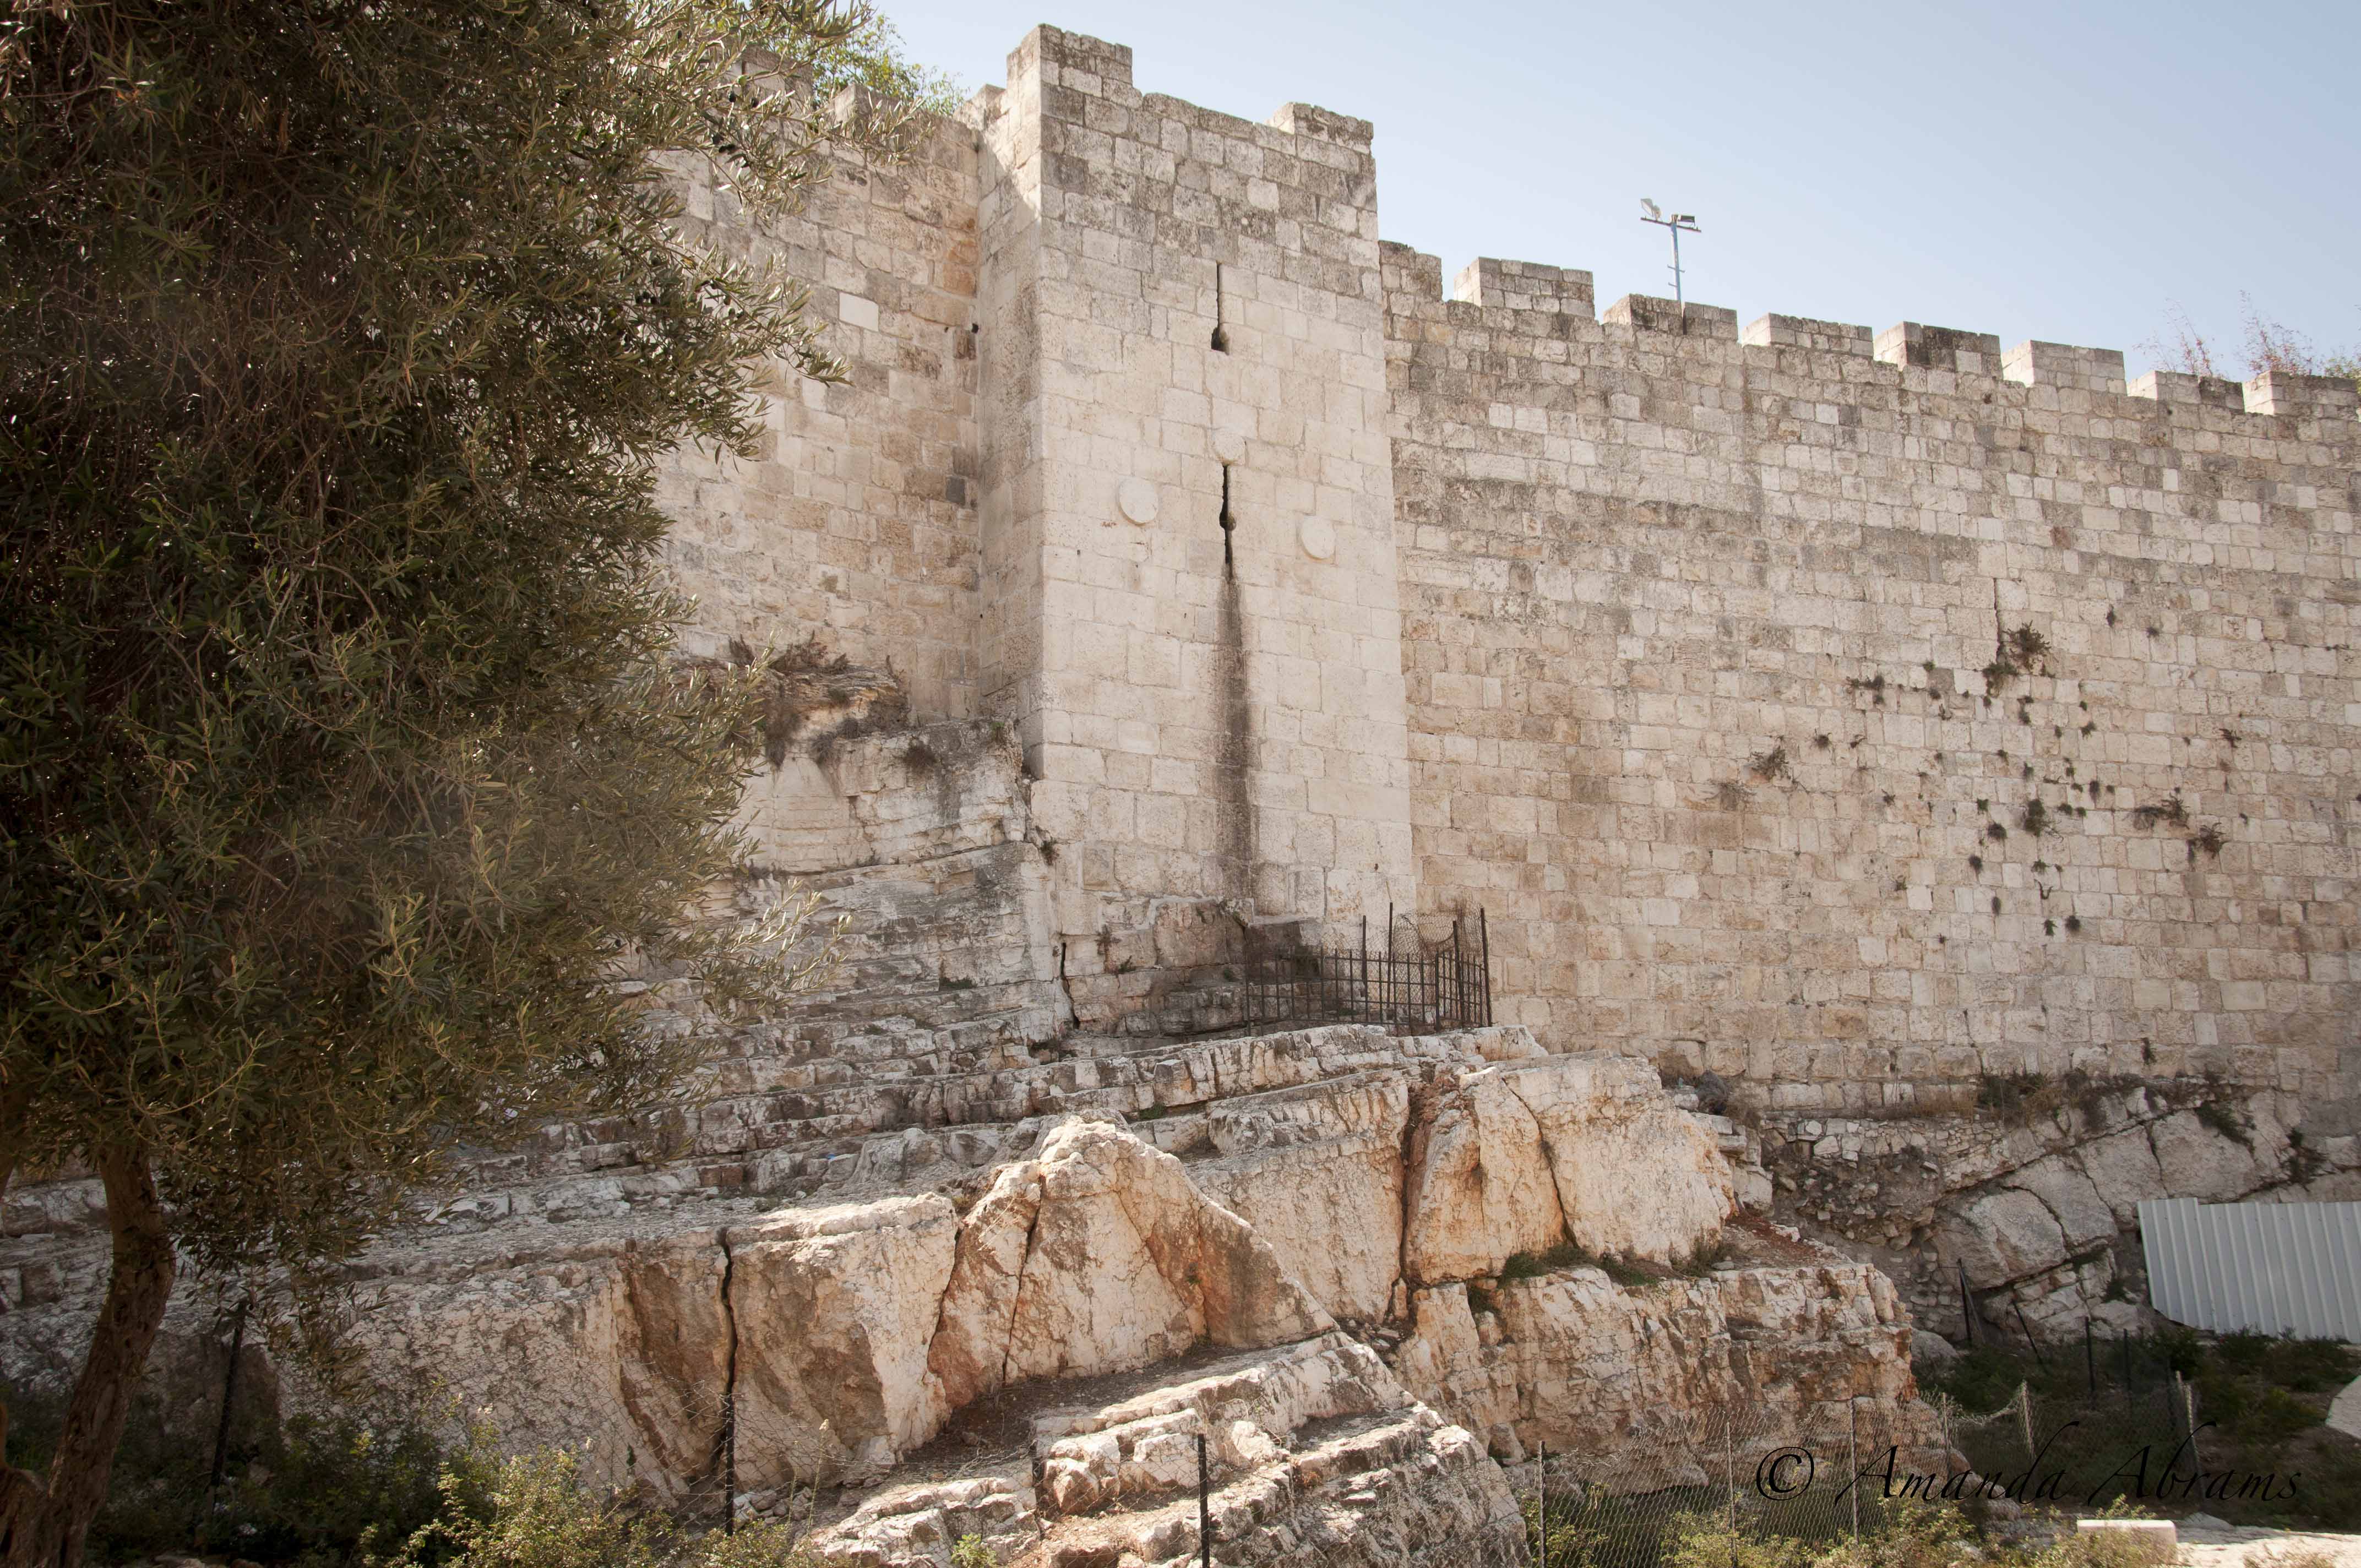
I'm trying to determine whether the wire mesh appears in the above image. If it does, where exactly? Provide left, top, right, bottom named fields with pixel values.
left=1932, top=1373, right=2216, bottom=1517
left=1516, top=1401, right=1898, bottom=1568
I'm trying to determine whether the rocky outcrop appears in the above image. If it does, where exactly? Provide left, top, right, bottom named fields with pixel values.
left=1393, top=1249, right=1940, bottom=1484
left=1, top=1027, right=1935, bottom=1568
left=1403, top=1053, right=1736, bottom=1280
left=807, top=1334, right=1523, bottom=1568
left=731, top=1196, right=961, bottom=1486
left=1749, top=1082, right=2361, bottom=1341
left=926, top=1118, right=1331, bottom=1409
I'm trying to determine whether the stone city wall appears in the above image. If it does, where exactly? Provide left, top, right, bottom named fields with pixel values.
left=1385, top=243, right=2361, bottom=1117
left=645, top=25, right=2360, bottom=1116
left=654, top=105, right=984, bottom=720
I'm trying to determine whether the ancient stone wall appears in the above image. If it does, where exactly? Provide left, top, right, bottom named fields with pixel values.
left=653, top=112, right=983, bottom=720
left=967, top=29, right=1418, bottom=1030
left=632, top=27, right=2361, bottom=1113
left=1384, top=242, right=2361, bottom=1117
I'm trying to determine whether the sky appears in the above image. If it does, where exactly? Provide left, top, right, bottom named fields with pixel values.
left=879, top=0, right=2359, bottom=379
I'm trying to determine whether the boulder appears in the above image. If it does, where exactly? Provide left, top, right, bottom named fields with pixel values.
left=2148, top=1110, right=2269, bottom=1201
left=1911, top=1329, right=1961, bottom=1364
left=2069, top=1127, right=2169, bottom=1228
left=2006, top=1160, right=2117, bottom=1253
left=1195, top=1074, right=1412, bottom=1322
left=926, top=1117, right=1331, bottom=1409
left=1390, top=1258, right=1939, bottom=1489
left=1938, top=1186, right=2067, bottom=1285
left=727, top=1194, right=960, bottom=1487
left=1403, top=1054, right=1734, bottom=1282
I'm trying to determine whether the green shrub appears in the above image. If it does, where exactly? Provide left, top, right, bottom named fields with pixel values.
left=2, top=1382, right=465, bottom=1567
left=2240, top=1386, right=2321, bottom=1443
left=2265, top=1337, right=2359, bottom=1393
left=1658, top=1511, right=1814, bottom=1568
left=380, top=1449, right=814, bottom=1568
left=2215, top=1332, right=2271, bottom=1373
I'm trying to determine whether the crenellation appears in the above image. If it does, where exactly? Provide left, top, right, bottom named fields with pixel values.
left=2244, top=368, right=2361, bottom=424
left=2000, top=339, right=2129, bottom=397
left=1449, top=256, right=1596, bottom=318
left=1874, top=320, right=2004, bottom=375
left=2128, top=368, right=2245, bottom=410
left=1741, top=313, right=1874, bottom=357
left=1603, top=293, right=1739, bottom=338
left=1265, top=101, right=1376, bottom=149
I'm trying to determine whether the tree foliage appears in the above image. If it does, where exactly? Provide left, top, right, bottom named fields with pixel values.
left=0, top=0, right=934, bottom=1559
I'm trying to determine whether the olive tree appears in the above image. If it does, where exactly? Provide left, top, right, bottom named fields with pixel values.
left=0, top=2, right=944, bottom=1560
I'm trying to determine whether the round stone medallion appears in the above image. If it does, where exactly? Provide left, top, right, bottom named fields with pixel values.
left=1212, top=428, right=1247, bottom=465
left=1299, top=516, right=1338, bottom=560
left=1116, top=477, right=1160, bottom=526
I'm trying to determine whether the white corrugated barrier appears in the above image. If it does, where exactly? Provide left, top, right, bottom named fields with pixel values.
left=2139, top=1197, right=2361, bottom=1340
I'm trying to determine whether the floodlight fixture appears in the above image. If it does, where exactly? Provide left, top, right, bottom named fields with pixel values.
left=1639, top=202, right=1702, bottom=307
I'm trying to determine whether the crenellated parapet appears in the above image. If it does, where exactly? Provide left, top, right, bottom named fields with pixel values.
left=1383, top=241, right=2360, bottom=447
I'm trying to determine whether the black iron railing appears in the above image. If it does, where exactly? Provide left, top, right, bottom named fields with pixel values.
left=1240, top=907, right=1492, bottom=1035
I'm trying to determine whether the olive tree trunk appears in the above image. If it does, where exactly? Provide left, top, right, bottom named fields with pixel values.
left=0, top=1141, right=176, bottom=1568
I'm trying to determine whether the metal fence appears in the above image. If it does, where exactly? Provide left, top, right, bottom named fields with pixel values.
left=1506, top=1400, right=1941, bottom=1568
left=2140, top=1196, right=2361, bottom=1340
left=1241, top=908, right=1493, bottom=1035
left=1497, top=1380, right=2205, bottom=1568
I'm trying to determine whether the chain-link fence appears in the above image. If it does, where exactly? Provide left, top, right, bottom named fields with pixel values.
left=1934, top=1374, right=2215, bottom=1516
left=1510, top=1400, right=1948, bottom=1568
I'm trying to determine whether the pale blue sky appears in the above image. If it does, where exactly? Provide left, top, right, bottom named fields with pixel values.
left=883, top=0, right=2358, bottom=378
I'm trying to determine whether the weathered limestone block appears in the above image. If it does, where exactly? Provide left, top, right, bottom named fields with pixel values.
left=1194, top=1074, right=1412, bottom=1322
left=1937, top=1186, right=2068, bottom=1283
left=2004, top=1161, right=2118, bottom=1254
left=2148, top=1108, right=2276, bottom=1200
left=1401, top=1068, right=1565, bottom=1283
left=926, top=1117, right=1332, bottom=1409
left=325, top=1225, right=733, bottom=1502
left=2069, top=1125, right=2171, bottom=1227
left=1403, top=1053, right=1734, bottom=1281
left=1391, top=1260, right=1938, bottom=1488
left=1032, top=1332, right=1401, bottom=1515
left=804, top=1469, right=1039, bottom=1568
left=727, top=1195, right=960, bottom=1487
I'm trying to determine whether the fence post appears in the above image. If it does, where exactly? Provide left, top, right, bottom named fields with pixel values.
left=2017, top=1385, right=2034, bottom=1469
left=2014, top=1303, right=2047, bottom=1370
left=1198, top=1431, right=1210, bottom=1568
left=1848, top=1398, right=1860, bottom=1549
left=197, top=1295, right=251, bottom=1549
left=1479, top=907, right=1492, bottom=1027
left=2182, top=1374, right=2200, bottom=1470
left=1536, top=1440, right=1546, bottom=1568
left=1724, top=1406, right=1737, bottom=1568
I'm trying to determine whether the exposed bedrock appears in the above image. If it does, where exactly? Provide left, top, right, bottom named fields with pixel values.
left=1742, top=1081, right=2361, bottom=1341
left=0, top=1027, right=1939, bottom=1567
